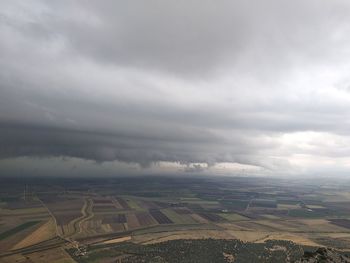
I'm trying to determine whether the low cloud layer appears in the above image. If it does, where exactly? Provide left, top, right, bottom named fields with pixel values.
left=1, top=0, right=350, bottom=176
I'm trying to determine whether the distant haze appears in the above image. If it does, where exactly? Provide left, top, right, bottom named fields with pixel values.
left=1, top=0, right=350, bottom=177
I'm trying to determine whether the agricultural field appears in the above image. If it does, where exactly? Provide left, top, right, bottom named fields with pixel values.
left=1, top=175, right=350, bottom=262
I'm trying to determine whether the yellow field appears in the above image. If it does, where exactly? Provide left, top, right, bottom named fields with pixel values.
left=134, top=230, right=235, bottom=244
left=190, top=213, right=209, bottom=224
left=306, top=205, right=326, bottom=209
left=102, top=236, right=132, bottom=244
left=277, top=204, right=300, bottom=209
left=11, top=219, right=56, bottom=250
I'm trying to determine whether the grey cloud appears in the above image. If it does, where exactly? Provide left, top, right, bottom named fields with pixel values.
left=47, top=0, right=350, bottom=76
left=1, top=0, right=350, bottom=175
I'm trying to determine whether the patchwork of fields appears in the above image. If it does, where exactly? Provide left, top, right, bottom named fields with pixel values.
left=1, top=176, right=350, bottom=262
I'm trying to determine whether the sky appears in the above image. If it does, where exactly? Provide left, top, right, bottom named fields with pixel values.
left=1, top=0, right=350, bottom=177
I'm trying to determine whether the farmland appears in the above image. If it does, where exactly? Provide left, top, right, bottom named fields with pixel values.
left=1, top=175, right=350, bottom=262
left=149, top=209, right=173, bottom=224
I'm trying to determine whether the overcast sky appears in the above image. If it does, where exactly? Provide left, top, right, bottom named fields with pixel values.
left=1, top=0, right=350, bottom=177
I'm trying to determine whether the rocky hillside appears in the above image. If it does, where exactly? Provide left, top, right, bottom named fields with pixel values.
left=297, top=248, right=350, bottom=263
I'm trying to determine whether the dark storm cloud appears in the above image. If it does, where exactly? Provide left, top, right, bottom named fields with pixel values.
left=1, top=0, right=350, bottom=175
left=0, top=120, right=273, bottom=169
